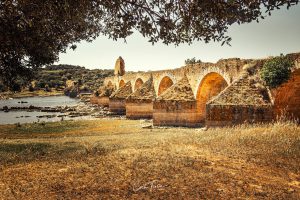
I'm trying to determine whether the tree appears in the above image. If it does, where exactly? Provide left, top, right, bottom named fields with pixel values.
left=0, top=0, right=102, bottom=89
left=1, top=0, right=298, bottom=88
left=185, top=57, right=202, bottom=65
left=11, top=82, right=21, bottom=92
left=260, top=54, right=293, bottom=88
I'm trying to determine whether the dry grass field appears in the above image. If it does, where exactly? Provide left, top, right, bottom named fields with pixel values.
left=0, top=118, right=299, bottom=199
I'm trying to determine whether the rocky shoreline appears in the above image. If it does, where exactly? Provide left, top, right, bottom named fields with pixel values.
left=0, top=91, right=64, bottom=100
left=1, top=101, right=118, bottom=120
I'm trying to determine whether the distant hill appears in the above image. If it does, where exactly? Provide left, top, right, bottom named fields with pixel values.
left=36, top=64, right=114, bottom=92
left=0, top=64, right=114, bottom=93
left=44, top=64, right=85, bottom=71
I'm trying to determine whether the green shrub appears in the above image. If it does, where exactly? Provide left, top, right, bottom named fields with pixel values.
left=37, top=81, right=46, bottom=88
left=69, top=89, right=78, bottom=98
left=28, top=84, right=35, bottom=92
left=185, top=57, right=202, bottom=65
left=260, top=54, right=293, bottom=88
left=11, top=82, right=21, bottom=92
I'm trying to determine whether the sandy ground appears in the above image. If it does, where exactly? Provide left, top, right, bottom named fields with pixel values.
left=0, top=119, right=299, bottom=199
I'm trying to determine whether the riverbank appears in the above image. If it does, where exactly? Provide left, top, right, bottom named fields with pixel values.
left=0, top=119, right=299, bottom=199
left=0, top=90, right=64, bottom=100
left=0, top=96, right=108, bottom=124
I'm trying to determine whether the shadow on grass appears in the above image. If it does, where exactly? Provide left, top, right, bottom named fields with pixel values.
left=0, top=142, right=85, bottom=165
left=1, top=121, right=87, bottom=136
left=0, top=141, right=124, bottom=165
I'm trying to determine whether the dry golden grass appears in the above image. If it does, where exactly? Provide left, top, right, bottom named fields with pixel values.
left=0, top=119, right=299, bottom=199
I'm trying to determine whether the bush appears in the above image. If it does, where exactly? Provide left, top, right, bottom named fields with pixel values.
left=11, top=82, right=21, bottom=92
left=185, top=57, right=201, bottom=65
left=69, top=89, right=78, bottom=98
left=260, top=54, right=292, bottom=88
left=36, top=81, right=46, bottom=88
left=0, top=83, right=5, bottom=92
left=44, top=85, right=51, bottom=92
left=28, top=84, right=35, bottom=92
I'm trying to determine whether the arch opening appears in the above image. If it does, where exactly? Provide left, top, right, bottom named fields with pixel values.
left=196, top=72, right=228, bottom=119
left=158, top=76, right=174, bottom=96
left=119, top=79, right=125, bottom=88
left=134, top=78, right=144, bottom=91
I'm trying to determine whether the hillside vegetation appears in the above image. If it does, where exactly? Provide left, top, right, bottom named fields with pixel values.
left=0, top=119, right=299, bottom=199
left=0, top=65, right=113, bottom=98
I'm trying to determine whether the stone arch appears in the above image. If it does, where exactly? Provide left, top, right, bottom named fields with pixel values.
left=119, top=79, right=125, bottom=88
left=194, top=67, right=230, bottom=96
left=134, top=78, right=144, bottom=91
left=157, top=76, right=174, bottom=96
left=196, top=72, right=229, bottom=119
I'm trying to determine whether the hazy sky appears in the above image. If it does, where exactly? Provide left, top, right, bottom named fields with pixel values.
left=57, top=4, right=300, bottom=71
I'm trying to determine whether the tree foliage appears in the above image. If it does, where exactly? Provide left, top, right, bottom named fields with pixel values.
left=0, top=0, right=299, bottom=88
left=0, top=0, right=102, bottom=89
left=185, top=57, right=202, bottom=65
left=260, top=54, right=293, bottom=88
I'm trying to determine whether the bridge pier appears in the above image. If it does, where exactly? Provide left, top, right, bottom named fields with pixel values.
left=125, top=76, right=155, bottom=119
left=109, top=81, right=132, bottom=114
left=153, top=76, right=203, bottom=127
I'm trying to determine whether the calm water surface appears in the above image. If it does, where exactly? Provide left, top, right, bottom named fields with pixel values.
left=0, top=96, right=91, bottom=124
left=0, top=96, right=79, bottom=108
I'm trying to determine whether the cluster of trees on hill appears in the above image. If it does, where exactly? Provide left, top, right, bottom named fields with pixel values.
left=44, top=65, right=85, bottom=71
left=0, top=64, right=113, bottom=93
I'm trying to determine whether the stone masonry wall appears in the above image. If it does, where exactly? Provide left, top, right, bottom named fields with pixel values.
left=109, top=99, right=126, bottom=114
left=153, top=100, right=202, bottom=127
left=126, top=102, right=153, bottom=119
left=90, top=96, right=110, bottom=107
left=206, top=105, right=274, bottom=126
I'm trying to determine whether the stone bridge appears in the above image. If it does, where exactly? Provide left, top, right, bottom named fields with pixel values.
left=95, top=54, right=300, bottom=127
left=104, top=58, right=245, bottom=97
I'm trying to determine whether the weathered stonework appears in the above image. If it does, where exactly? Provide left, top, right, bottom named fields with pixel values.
left=153, top=101, right=201, bottom=127
left=206, top=105, right=274, bottom=126
left=153, top=76, right=201, bottom=127
left=126, top=77, right=156, bottom=119
left=90, top=84, right=115, bottom=107
left=126, top=102, right=153, bottom=119
left=105, top=58, right=251, bottom=97
left=114, top=56, right=125, bottom=76
left=109, top=81, right=132, bottom=114
left=206, top=71, right=274, bottom=126
left=102, top=53, right=300, bottom=126
left=90, top=96, right=110, bottom=107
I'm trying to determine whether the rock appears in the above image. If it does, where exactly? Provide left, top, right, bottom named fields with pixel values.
left=2, top=106, right=9, bottom=112
left=18, top=101, right=28, bottom=104
left=142, top=125, right=153, bottom=129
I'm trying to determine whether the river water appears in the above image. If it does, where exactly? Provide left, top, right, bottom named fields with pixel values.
left=0, top=96, right=92, bottom=124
